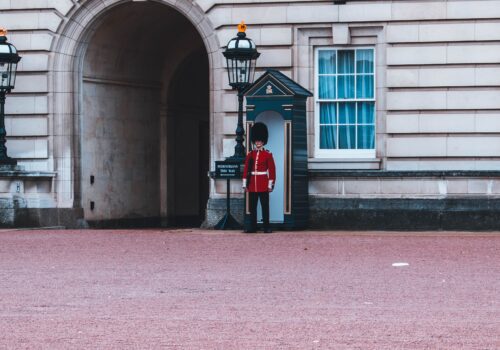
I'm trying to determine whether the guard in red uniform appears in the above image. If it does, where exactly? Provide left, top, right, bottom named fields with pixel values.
left=242, top=122, right=276, bottom=233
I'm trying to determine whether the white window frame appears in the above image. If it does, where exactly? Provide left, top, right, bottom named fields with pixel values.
left=314, top=46, right=377, bottom=158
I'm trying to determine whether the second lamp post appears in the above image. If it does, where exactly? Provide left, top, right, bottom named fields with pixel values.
left=223, top=22, right=260, bottom=163
left=0, top=28, right=21, bottom=165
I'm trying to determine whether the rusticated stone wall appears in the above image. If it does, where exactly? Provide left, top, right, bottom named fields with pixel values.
left=2, top=0, right=500, bottom=228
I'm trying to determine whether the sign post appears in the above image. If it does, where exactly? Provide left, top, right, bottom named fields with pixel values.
left=214, top=161, right=242, bottom=230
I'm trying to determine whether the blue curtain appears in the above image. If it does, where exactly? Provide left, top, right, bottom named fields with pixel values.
left=319, top=49, right=375, bottom=150
left=357, top=126, right=375, bottom=149
left=320, top=126, right=337, bottom=149
left=358, top=102, right=374, bottom=124
left=319, top=76, right=336, bottom=99
left=339, top=126, right=355, bottom=149
left=338, top=50, right=354, bottom=73
left=338, top=75, right=355, bottom=99
left=338, top=50, right=354, bottom=99
left=356, top=49, right=374, bottom=73
left=356, top=49, right=374, bottom=99
left=319, top=50, right=336, bottom=99
left=339, top=102, right=356, bottom=124
left=356, top=75, right=374, bottom=98
left=357, top=102, right=375, bottom=149
left=319, top=51, right=336, bottom=74
left=338, top=103, right=355, bottom=149
left=320, top=103, right=337, bottom=124
left=319, top=103, right=336, bottom=149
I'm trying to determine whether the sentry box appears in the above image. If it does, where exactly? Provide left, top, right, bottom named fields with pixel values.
left=244, top=69, right=312, bottom=230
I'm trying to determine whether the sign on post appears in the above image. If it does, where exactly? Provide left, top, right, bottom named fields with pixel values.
left=215, top=161, right=241, bottom=179
left=214, top=160, right=243, bottom=230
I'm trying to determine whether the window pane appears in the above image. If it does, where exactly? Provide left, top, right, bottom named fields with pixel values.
left=316, top=47, right=376, bottom=154
left=356, top=49, right=374, bottom=73
left=338, top=50, right=355, bottom=74
left=356, top=75, right=374, bottom=99
left=358, top=102, right=375, bottom=124
left=318, top=50, right=336, bottom=74
left=338, top=75, right=354, bottom=99
left=357, top=126, right=375, bottom=149
left=319, top=76, right=336, bottom=99
left=320, top=103, right=337, bottom=124
left=338, top=102, right=356, bottom=124
left=320, top=126, right=337, bottom=149
left=339, top=125, right=356, bottom=149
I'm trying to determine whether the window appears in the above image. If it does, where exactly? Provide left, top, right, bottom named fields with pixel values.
left=315, top=48, right=376, bottom=158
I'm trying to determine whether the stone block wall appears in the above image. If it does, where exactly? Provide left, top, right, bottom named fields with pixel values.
left=2, top=0, right=500, bottom=228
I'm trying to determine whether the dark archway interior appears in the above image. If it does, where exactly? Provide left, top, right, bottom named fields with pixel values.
left=81, top=2, right=209, bottom=227
left=167, top=49, right=210, bottom=226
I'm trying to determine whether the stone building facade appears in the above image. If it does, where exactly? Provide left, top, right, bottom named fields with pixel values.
left=1, top=0, right=500, bottom=229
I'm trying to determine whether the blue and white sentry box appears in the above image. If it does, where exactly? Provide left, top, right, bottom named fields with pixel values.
left=244, top=69, right=312, bottom=230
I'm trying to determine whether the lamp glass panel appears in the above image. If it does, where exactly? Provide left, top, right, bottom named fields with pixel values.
left=245, top=59, right=250, bottom=84
left=231, top=58, right=237, bottom=85
left=249, top=58, right=256, bottom=84
left=237, top=59, right=248, bottom=85
left=238, top=40, right=250, bottom=49
left=0, top=62, right=9, bottom=88
left=237, top=59, right=244, bottom=84
left=9, top=62, right=17, bottom=87
left=234, top=58, right=241, bottom=84
left=228, top=57, right=239, bottom=86
left=226, top=57, right=232, bottom=84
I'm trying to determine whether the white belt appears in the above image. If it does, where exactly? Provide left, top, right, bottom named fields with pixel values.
left=251, top=171, right=267, bottom=175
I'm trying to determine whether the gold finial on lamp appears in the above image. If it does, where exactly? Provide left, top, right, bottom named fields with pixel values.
left=238, top=21, right=247, bottom=33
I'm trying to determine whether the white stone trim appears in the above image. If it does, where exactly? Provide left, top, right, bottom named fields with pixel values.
left=295, top=24, right=386, bottom=168
left=308, top=158, right=381, bottom=170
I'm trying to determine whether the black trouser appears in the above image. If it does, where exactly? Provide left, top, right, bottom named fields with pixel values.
left=248, top=192, right=270, bottom=231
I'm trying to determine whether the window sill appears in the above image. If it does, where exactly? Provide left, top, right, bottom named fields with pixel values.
left=308, top=158, right=381, bottom=170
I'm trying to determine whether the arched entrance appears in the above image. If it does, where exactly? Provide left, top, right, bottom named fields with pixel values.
left=77, top=1, right=210, bottom=227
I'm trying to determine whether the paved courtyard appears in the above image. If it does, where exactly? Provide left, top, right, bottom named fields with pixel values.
left=0, top=229, right=499, bottom=349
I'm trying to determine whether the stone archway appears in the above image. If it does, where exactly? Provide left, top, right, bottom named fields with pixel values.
left=51, top=0, right=220, bottom=226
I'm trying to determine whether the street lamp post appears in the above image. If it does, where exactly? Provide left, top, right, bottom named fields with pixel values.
left=214, top=22, right=260, bottom=230
left=0, top=29, right=21, bottom=165
left=223, top=22, right=260, bottom=163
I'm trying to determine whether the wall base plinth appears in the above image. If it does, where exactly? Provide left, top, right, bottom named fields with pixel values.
left=0, top=207, right=84, bottom=228
left=206, top=197, right=500, bottom=231
left=309, top=198, right=500, bottom=231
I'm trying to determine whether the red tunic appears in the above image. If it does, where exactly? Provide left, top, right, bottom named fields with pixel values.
left=242, top=148, right=276, bottom=192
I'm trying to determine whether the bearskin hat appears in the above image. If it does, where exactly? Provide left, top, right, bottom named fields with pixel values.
left=251, top=122, right=268, bottom=144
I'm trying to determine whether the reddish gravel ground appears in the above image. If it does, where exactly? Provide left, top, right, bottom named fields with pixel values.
left=0, top=229, right=499, bottom=349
